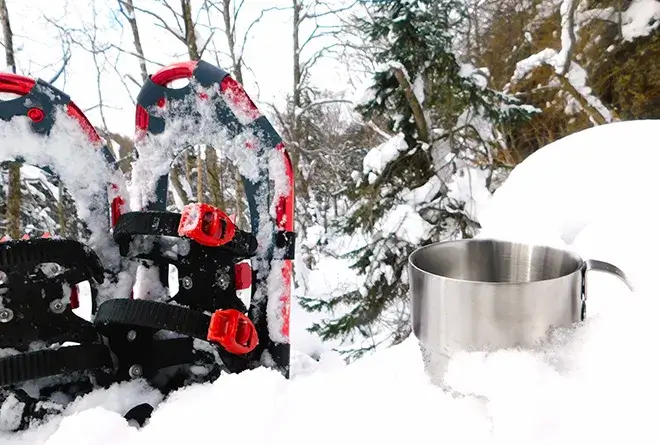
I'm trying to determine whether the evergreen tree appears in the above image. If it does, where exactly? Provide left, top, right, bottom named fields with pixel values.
left=300, top=0, right=539, bottom=359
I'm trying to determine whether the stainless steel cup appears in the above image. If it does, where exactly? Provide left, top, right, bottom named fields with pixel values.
left=408, top=238, right=632, bottom=385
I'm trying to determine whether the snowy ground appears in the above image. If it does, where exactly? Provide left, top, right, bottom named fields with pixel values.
left=4, top=120, right=660, bottom=445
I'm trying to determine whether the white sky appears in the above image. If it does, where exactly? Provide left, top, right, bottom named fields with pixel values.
left=4, top=0, right=366, bottom=136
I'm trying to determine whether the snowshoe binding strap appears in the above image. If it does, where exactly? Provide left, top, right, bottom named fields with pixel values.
left=0, top=238, right=114, bottom=431
left=134, top=60, right=295, bottom=378
left=95, top=299, right=258, bottom=355
left=112, top=207, right=254, bottom=312
left=0, top=238, right=105, bottom=349
left=113, top=206, right=258, bottom=260
left=0, top=344, right=112, bottom=388
left=95, top=204, right=258, bottom=383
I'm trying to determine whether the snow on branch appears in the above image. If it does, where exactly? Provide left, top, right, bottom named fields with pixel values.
left=619, top=0, right=660, bottom=41
left=509, top=48, right=613, bottom=125
left=556, top=0, right=577, bottom=75
left=361, top=132, right=408, bottom=185
left=572, top=0, right=660, bottom=41
left=507, top=0, right=618, bottom=125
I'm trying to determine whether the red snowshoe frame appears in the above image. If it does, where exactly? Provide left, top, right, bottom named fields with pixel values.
left=134, top=60, right=294, bottom=377
left=0, top=73, right=126, bottom=229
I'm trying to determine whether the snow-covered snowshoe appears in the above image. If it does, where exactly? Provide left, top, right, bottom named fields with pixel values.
left=0, top=61, right=295, bottom=430
left=93, top=61, right=295, bottom=392
left=0, top=73, right=128, bottom=431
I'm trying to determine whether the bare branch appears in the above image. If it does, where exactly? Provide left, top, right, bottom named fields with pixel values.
left=299, top=42, right=342, bottom=85
left=125, top=73, right=142, bottom=88
left=233, top=0, right=246, bottom=23
left=160, top=0, right=184, bottom=35
left=48, top=48, right=71, bottom=84
left=301, top=0, right=358, bottom=21
left=300, top=27, right=342, bottom=53
left=131, top=3, right=187, bottom=44
left=198, top=29, right=215, bottom=59
left=103, top=50, right=138, bottom=105
left=83, top=103, right=123, bottom=113
left=297, top=98, right=354, bottom=118
left=237, top=5, right=290, bottom=62
left=109, top=43, right=165, bottom=67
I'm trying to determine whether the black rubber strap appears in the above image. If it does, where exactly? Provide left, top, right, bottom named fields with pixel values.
left=114, top=211, right=257, bottom=257
left=0, top=239, right=104, bottom=283
left=114, top=211, right=181, bottom=240
left=0, top=344, right=112, bottom=387
left=95, top=299, right=211, bottom=341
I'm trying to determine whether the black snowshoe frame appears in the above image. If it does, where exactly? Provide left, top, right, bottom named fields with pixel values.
left=0, top=61, right=295, bottom=431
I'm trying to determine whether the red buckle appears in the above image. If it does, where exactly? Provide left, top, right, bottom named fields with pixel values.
left=70, top=284, right=79, bottom=309
left=235, top=261, right=252, bottom=290
left=177, top=203, right=236, bottom=247
left=207, top=309, right=259, bottom=355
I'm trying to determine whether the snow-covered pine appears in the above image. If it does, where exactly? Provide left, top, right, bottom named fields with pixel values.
left=299, top=0, right=538, bottom=360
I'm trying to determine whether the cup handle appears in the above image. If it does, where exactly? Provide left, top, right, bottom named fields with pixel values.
left=584, top=259, right=634, bottom=292
left=581, top=259, right=633, bottom=321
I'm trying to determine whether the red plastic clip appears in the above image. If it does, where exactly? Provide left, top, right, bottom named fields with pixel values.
left=70, top=284, right=79, bottom=309
left=178, top=203, right=236, bottom=247
left=207, top=309, right=259, bottom=355
left=234, top=261, right=252, bottom=290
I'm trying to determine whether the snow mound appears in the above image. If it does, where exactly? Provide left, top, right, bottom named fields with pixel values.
left=5, top=119, right=660, bottom=444
left=478, top=120, right=660, bottom=283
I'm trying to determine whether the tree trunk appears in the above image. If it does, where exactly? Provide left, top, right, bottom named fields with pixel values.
left=181, top=0, right=199, bottom=60
left=0, top=0, right=21, bottom=239
left=196, top=146, right=203, bottom=202
left=205, top=145, right=221, bottom=207
left=120, top=0, right=148, bottom=82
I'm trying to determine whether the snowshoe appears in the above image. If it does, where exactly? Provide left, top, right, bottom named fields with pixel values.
left=93, top=60, right=295, bottom=395
left=0, top=60, right=295, bottom=431
left=0, top=73, right=129, bottom=431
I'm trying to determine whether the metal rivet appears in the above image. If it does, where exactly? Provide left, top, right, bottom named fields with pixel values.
left=216, top=271, right=230, bottom=290
left=181, top=276, right=193, bottom=290
left=127, top=330, right=137, bottom=341
left=49, top=300, right=65, bottom=314
left=178, top=240, right=190, bottom=256
left=0, top=271, right=7, bottom=285
left=0, top=308, right=13, bottom=323
left=129, top=364, right=143, bottom=379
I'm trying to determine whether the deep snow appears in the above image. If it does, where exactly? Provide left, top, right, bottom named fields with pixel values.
left=3, top=119, right=660, bottom=445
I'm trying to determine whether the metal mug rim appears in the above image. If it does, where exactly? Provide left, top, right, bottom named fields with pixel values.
left=408, top=238, right=585, bottom=286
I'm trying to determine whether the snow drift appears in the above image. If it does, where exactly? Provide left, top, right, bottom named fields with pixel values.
left=3, top=119, right=660, bottom=445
